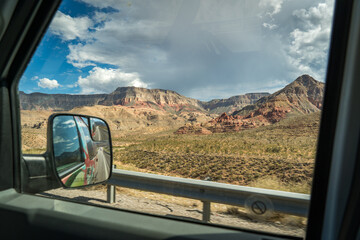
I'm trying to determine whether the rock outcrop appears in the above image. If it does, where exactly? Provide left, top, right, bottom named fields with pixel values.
left=174, top=124, right=212, bottom=135
left=98, top=87, right=205, bottom=113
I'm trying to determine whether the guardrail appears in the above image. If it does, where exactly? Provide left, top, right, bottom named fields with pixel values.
left=107, top=169, right=310, bottom=222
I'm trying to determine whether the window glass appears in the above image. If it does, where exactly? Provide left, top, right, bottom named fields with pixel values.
left=20, top=0, right=335, bottom=237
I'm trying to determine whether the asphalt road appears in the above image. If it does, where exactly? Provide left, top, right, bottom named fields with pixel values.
left=91, top=124, right=111, bottom=182
left=93, top=147, right=111, bottom=182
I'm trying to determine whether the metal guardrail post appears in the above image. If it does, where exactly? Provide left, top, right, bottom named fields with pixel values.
left=202, top=201, right=211, bottom=222
left=107, top=185, right=116, bottom=203
left=107, top=165, right=117, bottom=204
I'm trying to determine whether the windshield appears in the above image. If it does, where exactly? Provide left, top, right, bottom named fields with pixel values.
left=19, top=0, right=335, bottom=237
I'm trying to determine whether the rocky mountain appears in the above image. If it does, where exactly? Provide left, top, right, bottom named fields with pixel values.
left=233, top=75, right=324, bottom=119
left=176, top=75, right=325, bottom=134
left=20, top=86, right=271, bottom=140
left=20, top=87, right=267, bottom=115
left=98, top=87, right=205, bottom=113
left=201, top=93, right=269, bottom=114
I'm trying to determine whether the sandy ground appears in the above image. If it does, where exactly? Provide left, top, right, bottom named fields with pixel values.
left=39, top=187, right=306, bottom=238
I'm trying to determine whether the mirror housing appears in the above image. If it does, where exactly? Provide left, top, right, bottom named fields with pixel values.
left=49, top=114, right=113, bottom=188
left=21, top=113, right=113, bottom=193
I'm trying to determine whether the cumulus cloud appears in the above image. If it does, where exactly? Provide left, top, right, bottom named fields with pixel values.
left=38, top=78, right=61, bottom=89
left=287, top=0, right=334, bottom=79
left=78, top=67, right=147, bottom=94
left=49, top=11, right=93, bottom=41
left=41, top=0, right=335, bottom=99
left=66, top=1, right=270, bottom=98
left=66, top=18, right=169, bottom=68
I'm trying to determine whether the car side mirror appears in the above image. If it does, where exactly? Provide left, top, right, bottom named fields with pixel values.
left=49, top=114, right=113, bottom=188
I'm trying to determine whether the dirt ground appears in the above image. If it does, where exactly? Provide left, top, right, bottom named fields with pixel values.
left=39, top=187, right=306, bottom=238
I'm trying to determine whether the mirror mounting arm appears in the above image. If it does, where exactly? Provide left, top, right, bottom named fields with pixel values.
left=21, top=153, right=61, bottom=193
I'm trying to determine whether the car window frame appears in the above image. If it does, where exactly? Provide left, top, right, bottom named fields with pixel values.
left=0, top=0, right=359, bottom=239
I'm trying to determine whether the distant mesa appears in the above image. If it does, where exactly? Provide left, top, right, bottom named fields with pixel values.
left=19, top=92, right=107, bottom=111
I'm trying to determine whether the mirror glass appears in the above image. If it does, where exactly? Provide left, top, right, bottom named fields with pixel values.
left=52, top=115, right=112, bottom=187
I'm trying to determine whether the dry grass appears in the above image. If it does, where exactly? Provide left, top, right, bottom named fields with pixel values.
left=113, top=112, right=320, bottom=194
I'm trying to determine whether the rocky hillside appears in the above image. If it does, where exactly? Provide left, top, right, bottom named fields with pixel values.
left=98, top=87, right=204, bottom=113
left=201, top=93, right=269, bottom=114
left=20, top=87, right=269, bottom=141
left=233, top=75, right=324, bottom=119
left=19, top=88, right=202, bottom=112
left=176, top=75, right=325, bottom=134
left=20, top=87, right=267, bottom=114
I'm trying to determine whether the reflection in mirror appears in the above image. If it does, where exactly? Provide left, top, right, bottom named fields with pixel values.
left=90, top=117, right=109, bottom=141
left=52, top=115, right=112, bottom=188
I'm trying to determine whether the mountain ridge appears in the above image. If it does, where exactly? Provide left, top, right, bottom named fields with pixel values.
left=232, top=74, right=324, bottom=118
left=201, top=92, right=270, bottom=114
left=175, top=75, right=325, bottom=134
left=19, top=88, right=269, bottom=114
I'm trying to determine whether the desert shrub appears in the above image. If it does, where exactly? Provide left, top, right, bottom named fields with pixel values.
left=266, top=146, right=281, bottom=153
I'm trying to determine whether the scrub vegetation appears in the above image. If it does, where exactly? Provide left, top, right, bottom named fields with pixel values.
left=112, top=112, right=320, bottom=194
left=22, top=112, right=320, bottom=194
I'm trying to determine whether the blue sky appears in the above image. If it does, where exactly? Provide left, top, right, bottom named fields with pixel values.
left=19, top=0, right=334, bottom=101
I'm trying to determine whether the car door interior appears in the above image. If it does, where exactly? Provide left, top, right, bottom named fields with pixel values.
left=0, top=0, right=360, bottom=239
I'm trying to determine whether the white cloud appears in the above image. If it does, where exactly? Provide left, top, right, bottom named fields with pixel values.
left=66, top=0, right=265, bottom=69
left=38, top=78, right=61, bottom=89
left=259, top=0, right=284, bottom=17
left=66, top=83, right=79, bottom=88
left=65, top=1, right=268, bottom=98
left=78, top=67, right=147, bottom=94
left=49, top=11, right=93, bottom=41
left=66, top=15, right=170, bottom=68
left=287, top=0, right=334, bottom=80
left=263, top=22, right=277, bottom=30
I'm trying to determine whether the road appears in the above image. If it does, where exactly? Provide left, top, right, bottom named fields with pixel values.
left=91, top=124, right=111, bottom=183
left=93, top=147, right=111, bottom=182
